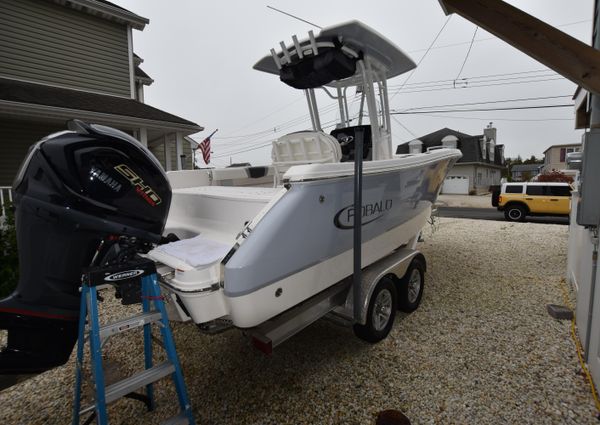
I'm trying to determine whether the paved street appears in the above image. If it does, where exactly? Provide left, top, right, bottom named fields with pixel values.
left=436, top=207, right=569, bottom=225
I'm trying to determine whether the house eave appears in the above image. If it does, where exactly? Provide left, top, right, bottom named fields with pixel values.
left=54, top=0, right=149, bottom=30
left=0, top=100, right=203, bottom=134
left=543, top=143, right=583, bottom=153
left=135, top=76, right=154, bottom=86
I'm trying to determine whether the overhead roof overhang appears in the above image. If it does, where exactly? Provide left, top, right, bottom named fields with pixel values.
left=0, top=78, right=202, bottom=135
left=53, top=0, right=149, bottom=30
left=438, top=0, right=600, bottom=95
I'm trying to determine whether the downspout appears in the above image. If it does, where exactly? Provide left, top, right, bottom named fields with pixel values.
left=585, top=227, right=600, bottom=361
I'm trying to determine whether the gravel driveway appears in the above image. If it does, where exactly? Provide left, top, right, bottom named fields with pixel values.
left=0, top=218, right=596, bottom=424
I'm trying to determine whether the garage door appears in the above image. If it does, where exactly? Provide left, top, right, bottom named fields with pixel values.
left=442, top=176, right=469, bottom=194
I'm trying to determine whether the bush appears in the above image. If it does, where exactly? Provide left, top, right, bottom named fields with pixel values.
left=0, top=203, right=19, bottom=298
left=537, top=170, right=574, bottom=184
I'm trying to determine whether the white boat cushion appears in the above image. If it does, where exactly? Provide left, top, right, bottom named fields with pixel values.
left=271, top=131, right=342, bottom=165
left=152, top=235, right=231, bottom=269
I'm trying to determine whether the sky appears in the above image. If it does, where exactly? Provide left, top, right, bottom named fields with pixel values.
left=115, top=0, right=594, bottom=167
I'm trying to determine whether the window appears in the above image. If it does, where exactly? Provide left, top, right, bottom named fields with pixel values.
left=560, top=148, right=566, bottom=162
left=526, top=185, right=545, bottom=196
left=505, top=185, right=523, bottom=193
left=547, top=186, right=571, bottom=197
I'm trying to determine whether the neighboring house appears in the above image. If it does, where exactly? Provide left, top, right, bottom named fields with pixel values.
left=0, top=0, right=203, bottom=187
left=541, top=143, right=582, bottom=175
left=510, top=163, right=542, bottom=181
left=396, top=124, right=505, bottom=194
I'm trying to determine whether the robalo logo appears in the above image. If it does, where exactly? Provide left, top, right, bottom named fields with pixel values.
left=334, top=199, right=393, bottom=229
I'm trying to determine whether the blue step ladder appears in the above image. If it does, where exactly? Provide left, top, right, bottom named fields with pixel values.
left=72, top=258, right=195, bottom=425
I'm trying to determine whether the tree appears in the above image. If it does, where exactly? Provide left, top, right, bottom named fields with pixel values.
left=537, top=170, right=574, bottom=183
left=0, top=204, right=19, bottom=298
left=523, top=155, right=543, bottom=165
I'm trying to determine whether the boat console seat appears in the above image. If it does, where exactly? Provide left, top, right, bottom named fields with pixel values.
left=271, top=131, right=342, bottom=184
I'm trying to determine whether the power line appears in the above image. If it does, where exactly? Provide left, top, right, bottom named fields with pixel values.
left=387, top=69, right=557, bottom=89
left=389, top=15, right=452, bottom=101
left=214, top=113, right=357, bottom=158
left=391, top=104, right=574, bottom=114
left=390, top=116, right=417, bottom=137
left=454, top=26, right=478, bottom=82
left=397, top=95, right=573, bottom=112
left=205, top=95, right=305, bottom=141
left=408, top=113, right=573, bottom=122
left=213, top=71, right=565, bottom=149
left=266, top=5, right=322, bottom=29
left=406, top=19, right=591, bottom=54
left=391, top=77, right=566, bottom=95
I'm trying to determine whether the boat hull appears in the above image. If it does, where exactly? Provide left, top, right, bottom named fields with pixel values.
left=222, top=155, right=455, bottom=327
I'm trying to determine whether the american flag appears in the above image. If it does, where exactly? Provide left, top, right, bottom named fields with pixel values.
left=196, top=129, right=217, bottom=165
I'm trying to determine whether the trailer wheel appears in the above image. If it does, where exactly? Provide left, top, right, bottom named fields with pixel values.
left=397, top=259, right=425, bottom=313
left=353, top=277, right=397, bottom=343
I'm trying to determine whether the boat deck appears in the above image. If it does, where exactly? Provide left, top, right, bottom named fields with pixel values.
left=174, top=185, right=281, bottom=202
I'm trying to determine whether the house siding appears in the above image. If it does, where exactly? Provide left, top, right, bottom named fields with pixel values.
left=149, top=143, right=166, bottom=170
left=0, top=0, right=131, bottom=97
left=448, top=163, right=501, bottom=192
left=542, top=144, right=581, bottom=172
left=0, top=118, right=63, bottom=186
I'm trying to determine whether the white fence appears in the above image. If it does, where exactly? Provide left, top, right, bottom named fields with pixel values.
left=0, top=186, right=12, bottom=217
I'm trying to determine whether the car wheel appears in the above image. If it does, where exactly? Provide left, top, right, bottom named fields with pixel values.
left=504, top=205, right=526, bottom=222
left=397, top=259, right=425, bottom=313
left=353, top=277, right=397, bottom=343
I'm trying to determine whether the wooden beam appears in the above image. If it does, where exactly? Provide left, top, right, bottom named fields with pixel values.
left=438, top=0, right=600, bottom=94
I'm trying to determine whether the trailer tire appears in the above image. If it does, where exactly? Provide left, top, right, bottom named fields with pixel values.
left=353, top=277, right=397, bottom=343
left=397, top=259, right=425, bottom=313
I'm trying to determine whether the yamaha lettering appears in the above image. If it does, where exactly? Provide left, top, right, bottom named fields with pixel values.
left=104, top=269, right=145, bottom=282
left=334, top=199, right=393, bottom=229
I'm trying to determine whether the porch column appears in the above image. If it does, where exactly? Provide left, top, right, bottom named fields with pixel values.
left=139, top=127, right=148, bottom=147
left=176, top=132, right=184, bottom=170
left=164, top=134, right=172, bottom=171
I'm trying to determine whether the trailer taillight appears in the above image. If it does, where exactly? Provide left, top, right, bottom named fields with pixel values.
left=251, top=335, right=273, bottom=356
left=499, top=195, right=503, bottom=204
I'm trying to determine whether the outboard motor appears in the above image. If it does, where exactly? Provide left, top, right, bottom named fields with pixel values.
left=0, top=120, right=171, bottom=379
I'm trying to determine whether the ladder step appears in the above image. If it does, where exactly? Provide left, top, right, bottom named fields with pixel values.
left=99, top=311, right=162, bottom=341
left=161, top=412, right=190, bottom=425
left=80, top=362, right=175, bottom=415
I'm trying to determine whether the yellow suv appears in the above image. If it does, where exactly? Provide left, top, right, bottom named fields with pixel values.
left=492, top=182, right=572, bottom=222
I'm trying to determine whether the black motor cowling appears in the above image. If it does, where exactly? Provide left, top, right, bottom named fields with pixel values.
left=0, top=120, right=171, bottom=377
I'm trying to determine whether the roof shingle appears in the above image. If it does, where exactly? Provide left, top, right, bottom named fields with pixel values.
left=0, top=78, right=200, bottom=129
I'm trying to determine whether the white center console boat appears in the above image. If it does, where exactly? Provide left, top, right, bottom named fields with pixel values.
left=0, top=21, right=462, bottom=378
left=148, top=21, right=462, bottom=333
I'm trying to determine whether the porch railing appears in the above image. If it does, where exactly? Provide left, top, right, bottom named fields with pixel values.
left=0, top=186, right=13, bottom=217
